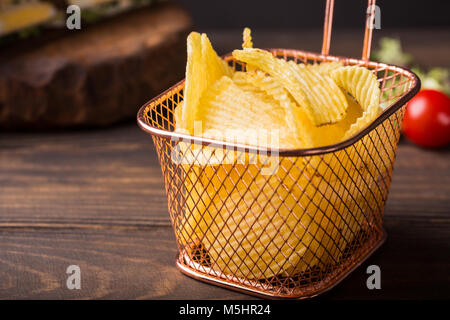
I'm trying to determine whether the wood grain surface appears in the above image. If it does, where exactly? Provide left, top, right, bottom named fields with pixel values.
left=0, top=29, right=449, bottom=300
left=1, top=124, right=448, bottom=300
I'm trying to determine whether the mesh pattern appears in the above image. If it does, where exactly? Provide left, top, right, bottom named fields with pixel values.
left=139, top=49, right=419, bottom=299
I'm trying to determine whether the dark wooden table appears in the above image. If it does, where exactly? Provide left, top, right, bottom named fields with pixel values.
left=0, top=29, right=449, bottom=300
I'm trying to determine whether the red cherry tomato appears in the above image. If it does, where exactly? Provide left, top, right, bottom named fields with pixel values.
left=402, top=89, right=450, bottom=148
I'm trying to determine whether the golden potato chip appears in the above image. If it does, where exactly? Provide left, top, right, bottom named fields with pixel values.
left=232, top=70, right=313, bottom=147
left=241, top=28, right=257, bottom=72
left=291, top=61, right=349, bottom=123
left=180, top=32, right=233, bottom=134
left=196, top=75, right=296, bottom=149
left=179, top=32, right=202, bottom=133
left=331, top=66, right=382, bottom=138
left=233, top=49, right=310, bottom=113
left=307, top=61, right=343, bottom=75
left=309, top=93, right=363, bottom=147
left=201, top=33, right=234, bottom=78
left=242, top=27, right=253, bottom=49
left=174, top=103, right=183, bottom=131
left=233, top=48, right=348, bottom=125
left=231, top=71, right=278, bottom=105
left=232, top=70, right=361, bottom=148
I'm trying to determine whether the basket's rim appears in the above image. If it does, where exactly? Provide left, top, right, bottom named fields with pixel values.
left=137, top=49, right=421, bottom=157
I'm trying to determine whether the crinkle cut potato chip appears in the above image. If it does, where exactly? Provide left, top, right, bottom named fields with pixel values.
left=232, top=48, right=349, bottom=126
left=196, top=75, right=295, bottom=149
left=179, top=32, right=233, bottom=134
left=242, top=27, right=253, bottom=49
left=307, top=61, right=343, bottom=75
left=172, top=28, right=384, bottom=280
left=331, top=66, right=382, bottom=138
left=232, top=70, right=313, bottom=147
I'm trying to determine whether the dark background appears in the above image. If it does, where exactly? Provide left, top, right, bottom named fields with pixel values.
left=174, top=0, right=450, bottom=29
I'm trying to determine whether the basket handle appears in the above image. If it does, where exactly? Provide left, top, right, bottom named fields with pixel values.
left=321, top=0, right=377, bottom=61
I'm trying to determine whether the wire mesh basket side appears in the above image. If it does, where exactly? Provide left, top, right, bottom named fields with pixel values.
left=151, top=113, right=404, bottom=297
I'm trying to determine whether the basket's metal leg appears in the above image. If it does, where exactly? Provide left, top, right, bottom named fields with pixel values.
left=362, top=0, right=377, bottom=61
left=321, top=0, right=335, bottom=56
left=322, top=0, right=377, bottom=61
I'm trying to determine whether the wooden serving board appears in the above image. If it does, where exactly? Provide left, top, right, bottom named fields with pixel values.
left=0, top=2, right=192, bottom=129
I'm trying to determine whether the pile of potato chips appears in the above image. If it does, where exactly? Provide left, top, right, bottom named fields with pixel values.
left=176, top=28, right=382, bottom=149
left=175, top=29, right=384, bottom=280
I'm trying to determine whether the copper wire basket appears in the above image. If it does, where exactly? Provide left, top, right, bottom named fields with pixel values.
left=137, top=0, right=420, bottom=299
